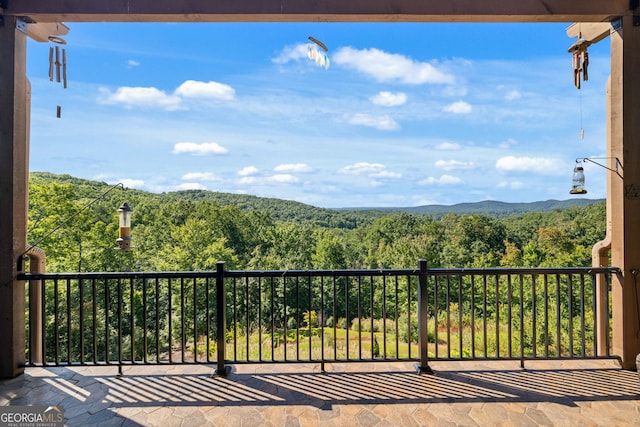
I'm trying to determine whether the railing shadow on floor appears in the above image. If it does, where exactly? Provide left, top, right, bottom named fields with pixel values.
left=10, top=360, right=639, bottom=412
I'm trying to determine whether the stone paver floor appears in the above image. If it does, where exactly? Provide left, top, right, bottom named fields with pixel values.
left=2, top=359, right=639, bottom=426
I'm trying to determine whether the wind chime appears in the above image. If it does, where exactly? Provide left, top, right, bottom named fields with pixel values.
left=307, top=36, right=330, bottom=70
left=568, top=35, right=589, bottom=89
left=568, top=34, right=592, bottom=143
left=48, top=36, right=68, bottom=118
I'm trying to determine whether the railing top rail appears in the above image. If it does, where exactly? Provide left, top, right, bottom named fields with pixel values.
left=427, top=266, right=621, bottom=275
left=18, top=266, right=620, bottom=281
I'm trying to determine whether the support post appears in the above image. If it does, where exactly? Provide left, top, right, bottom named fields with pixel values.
left=415, top=259, right=433, bottom=374
left=27, top=247, right=46, bottom=365
left=214, top=261, right=230, bottom=377
left=0, top=15, right=29, bottom=379
left=609, top=15, right=640, bottom=369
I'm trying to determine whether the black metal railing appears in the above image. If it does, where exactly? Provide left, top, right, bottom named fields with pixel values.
left=20, top=261, right=619, bottom=374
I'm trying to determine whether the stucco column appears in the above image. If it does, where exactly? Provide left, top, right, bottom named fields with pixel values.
left=610, top=15, right=640, bottom=370
left=0, top=16, right=28, bottom=378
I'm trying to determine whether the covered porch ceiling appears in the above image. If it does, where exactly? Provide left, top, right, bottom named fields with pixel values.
left=2, top=0, right=630, bottom=23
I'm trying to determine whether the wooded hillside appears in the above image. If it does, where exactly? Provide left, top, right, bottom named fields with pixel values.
left=26, top=172, right=606, bottom=272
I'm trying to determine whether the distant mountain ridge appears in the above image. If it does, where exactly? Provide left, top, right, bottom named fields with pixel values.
left=31, top=172, right=604, bottom=220
left=343, top=199, right=604, bottom=218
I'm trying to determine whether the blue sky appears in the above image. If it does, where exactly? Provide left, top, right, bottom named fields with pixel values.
left=26, top=22, right=610, bottom=208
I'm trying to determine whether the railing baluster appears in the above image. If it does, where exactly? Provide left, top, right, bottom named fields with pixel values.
left=507, top=274, right=512, bottom=358
left=434, top=275, right=440, bottom=359
left=207, top=276, right=212, bottom=363
left=104, top=278, right=110, bottom=364
left=532, top=274, right=538, bottom=358
left=142, top=278, right=147, bottom=364
left=406, top=274, right=412, bottom=360
left=155, top=278, right=160, bottom=363
left=555, top=274, right=561, bottom=357
left=168, top=278, right=172, bottom=364
left=382, top=275, right=387, bottom=359
left=258, top=276, right=262, bottom=362
left=66, top=278, right=71, bottom=364
left=232, top=277, right=238, bottom=362
left=543, top=274, right=550, bottom=357
left=319, top=275, right=324, bottom=365
left=519, top=275, right=524, bottom=360
left=193, top=277, right=197, bottom=362
left=358, top=275, right=363, bottom=361
left=458, top=275, right=463, bottom=359
left=346, top=276, right=350, bottom=360
left=580, top=274, right=586, bottom=356
left=79, top=278, right=84, bottom=364
left=395, top=275, right=399, bottom=361
left=283, top=276, right=287, bottom=362
left=471, top=274, right=476, bottom=359
left=332, top=274, right=337, bottom=361
left=494, top=275, right=500, bottom=358
left=129, top=277, right=134, bottom=363
left=180, top=277, right=185, bottom=363
left=245, top=276, right=250, bottom=362
left=369, top=275, right=374, bottom=360
left=92, top=278, right=97, bottom=364
left=568, top=274, right=574, bottom=357
left=117, top=278, right=122, bottom=367
left=446, top=275, right=451, bottom=358
left=482, top=275, right=488, bottom=358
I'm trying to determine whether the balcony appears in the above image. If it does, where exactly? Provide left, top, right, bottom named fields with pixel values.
left=4, top=262, right=640, bottom=424
left=19, top=261, right=619, bottom=370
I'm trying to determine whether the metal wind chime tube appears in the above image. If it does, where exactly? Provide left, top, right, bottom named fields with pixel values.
left=48, top=44, right=68, bottom=87
left=48, top=36, right=68, bottom=117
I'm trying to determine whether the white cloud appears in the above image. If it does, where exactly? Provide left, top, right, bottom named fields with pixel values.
left=435, top=160, right=474, bottom=171
left=181, top=172, right=221, bottom=181
left=332, top=47, right=454, bottom=84
left=172, top=142, right=228, bottom=156
left=270, top=174, right=299, bottom=183
left=372, top=170, right=402, bottom=179
left=272, top=43, right=310, bottom=64
left=499, top=138, right=518, bottom=149
left=435, top=142, right=462, bottom=150
left=99, top=86, right=182, bottom=111
left=274, top=163, right=314, bottom=173
left=238, top=174, right=299, bottom=185
left=338, top=162, right=400, bottom=179
left=505, top=90, right=521, bottom=101
left=418, top=175, right=463, bottom=185
left=174, top=80, right=235, bottom=101
left=495, top=156, right=565, bottom=175
left=443, top=101, right=472, bottom=114
left=238, top=166, right=259, bottom=176
left=339, top=162, right=386, bottom=175
left=99, top=79, right=234, bottom=110
left=369, top=91, right=407, bottom=107
left=177, top=182, right=207, bottom=190
left=347, top=113, right=399, bottom=130
left=127, top=59, right=140, bottom=68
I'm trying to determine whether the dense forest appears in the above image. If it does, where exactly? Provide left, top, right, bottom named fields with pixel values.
left=26, top=172, right=606, bottom=273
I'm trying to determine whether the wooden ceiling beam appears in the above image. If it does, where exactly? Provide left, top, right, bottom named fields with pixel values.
left=25, top=22, right=70, bottom=43
left=566, top=22, right=612, bottom=45
left=2, top=0, right=630, bottom=23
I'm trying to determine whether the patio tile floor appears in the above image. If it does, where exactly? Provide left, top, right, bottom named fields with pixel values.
left=2, top=359, right=639, bottom=426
